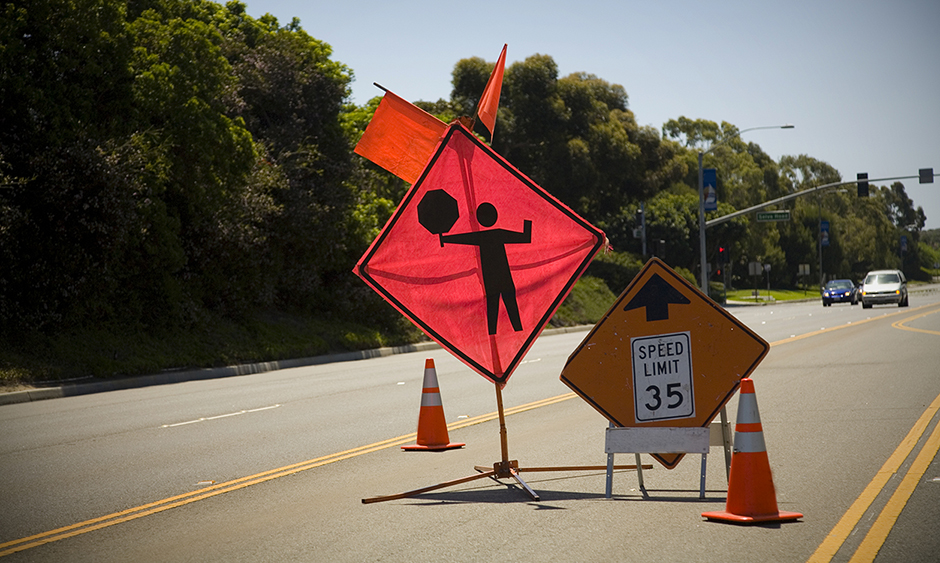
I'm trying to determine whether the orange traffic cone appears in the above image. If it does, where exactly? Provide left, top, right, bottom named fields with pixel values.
left=702, top=378, right=802, bottom=523
left=402, top=359, right=465, bottom=451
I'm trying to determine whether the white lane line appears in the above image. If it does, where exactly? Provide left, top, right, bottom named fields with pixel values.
left=162, top=404, right=281, bottom=428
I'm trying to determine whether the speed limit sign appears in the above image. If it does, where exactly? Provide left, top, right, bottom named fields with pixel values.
left=632, top=332, right=694, bottom=422
left=560, top=258, right=769, bottom=469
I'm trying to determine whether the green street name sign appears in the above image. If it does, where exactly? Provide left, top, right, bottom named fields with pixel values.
left=756, top=211, right=791, bottom=222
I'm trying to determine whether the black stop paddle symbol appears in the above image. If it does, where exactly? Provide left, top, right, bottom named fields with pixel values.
left=417, top=189, right=460, bottom=247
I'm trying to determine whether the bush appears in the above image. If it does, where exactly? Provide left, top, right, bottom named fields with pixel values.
left=585, top=251, right=644, bottom=295
left=551, top=276, right=617, bottom=327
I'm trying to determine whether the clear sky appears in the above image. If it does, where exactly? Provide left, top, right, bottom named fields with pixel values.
left=245, top=0, right=940, bottom=229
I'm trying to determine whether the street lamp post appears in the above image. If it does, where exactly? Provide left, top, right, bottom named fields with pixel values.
left=697, top=124, right=794, bottom=296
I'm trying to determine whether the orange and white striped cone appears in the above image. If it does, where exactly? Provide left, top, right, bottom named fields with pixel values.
left=402, top=359, right=465, bottom=451
left=702, top=378, right=802, bottom=523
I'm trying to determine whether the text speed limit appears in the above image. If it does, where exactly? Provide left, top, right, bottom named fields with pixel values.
left=631, top=332, right=695, bottom=423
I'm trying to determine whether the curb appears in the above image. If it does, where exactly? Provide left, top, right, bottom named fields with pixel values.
left=725, top=283, right=940, bottom=307
left=0, top=325, right=592, bottom=407
left=725, top=297, right=815, bottom=306
left=6, top=286, right=938, bottom=406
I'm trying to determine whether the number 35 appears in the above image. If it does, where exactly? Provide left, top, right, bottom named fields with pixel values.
left=645, top=383, right=684, bottom=411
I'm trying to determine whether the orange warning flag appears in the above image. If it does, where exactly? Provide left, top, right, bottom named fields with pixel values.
left=476, top=44, right=507, bottom=137
left=354, top=89, right=447, bottom=185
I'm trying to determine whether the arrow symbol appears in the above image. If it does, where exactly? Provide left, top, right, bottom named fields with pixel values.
left=623, top=273, right=691, bottom=322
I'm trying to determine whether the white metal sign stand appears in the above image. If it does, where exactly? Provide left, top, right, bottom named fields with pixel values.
left=604, top=416, right=732, bottom=499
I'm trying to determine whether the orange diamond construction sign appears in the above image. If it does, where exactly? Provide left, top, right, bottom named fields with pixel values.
left=560, top=257, right=769, bottom=469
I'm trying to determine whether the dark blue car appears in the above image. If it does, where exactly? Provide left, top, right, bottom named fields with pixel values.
left=822, top=279, right=857, bottom=306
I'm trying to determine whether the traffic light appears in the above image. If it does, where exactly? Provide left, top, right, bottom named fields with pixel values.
left=857, top=172, right=869, bottom=197
left=717, top=246, right=727, bottom=276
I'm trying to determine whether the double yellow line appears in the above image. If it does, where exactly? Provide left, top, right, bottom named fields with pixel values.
left=4, top=301, right=938, bottom=558
left=806, top=301, right=940, bottom=563
left=892, top=306, right=940, bottom=336
left=0, top=393, right=575, bottom=557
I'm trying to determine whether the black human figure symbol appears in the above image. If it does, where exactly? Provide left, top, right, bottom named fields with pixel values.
left=440, top=202, right=532, bottom=335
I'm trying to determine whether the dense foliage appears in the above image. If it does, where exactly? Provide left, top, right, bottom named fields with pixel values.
left=1, top=0, right=400, bottom=339
left=0, top=0, right=931, bottom=373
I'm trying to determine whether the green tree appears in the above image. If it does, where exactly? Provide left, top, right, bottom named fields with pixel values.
left=661, top=117, right=794, bottom=282
left=919, top=240, right=940, bottom=276
left=0, top=0, right=371, bottom=336
left=129, top=5, right=263, bottom=314
left=774, top=156, right=925, bottom=284
left=922, top=228, right=940, bottom=248
left=447, top=53, right=684, bottom=241
left=0, top=0, right=140, bottom=331
left=879, top=181, right=927, bottom=279
left=662, top=116, right=722, bottom=150
left=663, top=118, right=785, bottom=211
left=642, top=191, right=747, bottom=276
left=449, top=56, right=492, bottom=119
left=222, top=8, right=361, bottom=312
left=0, top=0, right=134, bottom=151
left=771, top=155, right=843, bottom=286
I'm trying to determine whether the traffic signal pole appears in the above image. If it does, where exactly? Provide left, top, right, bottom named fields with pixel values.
left=703, top=170, right=934, bottom=293
left=704, top=172, right=936, bottom=229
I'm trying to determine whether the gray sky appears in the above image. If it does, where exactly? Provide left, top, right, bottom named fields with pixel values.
left=246, top=0, right=940, bottom=229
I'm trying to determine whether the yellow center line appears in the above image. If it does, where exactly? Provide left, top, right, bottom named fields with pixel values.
left=891, top=306, right=940, bottom=336
left=805, top=391, right=940, bottom=563
left=0, top=392, right=577, bottom=558
left=5, top=299, right=939, bottom=558
left=806, top=301, right=940, bottom=563
left=848, top=416, right=940, bottom=563
left=771, top=301, right=940, bottom=347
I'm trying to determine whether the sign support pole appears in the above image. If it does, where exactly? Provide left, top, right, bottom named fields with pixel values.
left=485, top=383, right=540, bottom=500
left=719, top=407, right=732, bottom=480
left=496, top=383, right=510, bottom=468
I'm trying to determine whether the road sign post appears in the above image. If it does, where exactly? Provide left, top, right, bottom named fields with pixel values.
left=359, top=122, right=646, bottom=504
left=561, top=258, right=769, bottom=469
left=799, top=263, right=810, bottom=293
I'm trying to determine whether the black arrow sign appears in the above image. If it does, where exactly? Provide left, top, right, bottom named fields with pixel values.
left=623, top=273, right=691, bottom=322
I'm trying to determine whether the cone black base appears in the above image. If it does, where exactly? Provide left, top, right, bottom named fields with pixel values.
left=702, top=509, right=803, bottom=524
left=402, top=441, right=465, bottom=451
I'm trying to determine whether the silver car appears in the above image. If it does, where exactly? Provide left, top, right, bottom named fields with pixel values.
left=860, top=269, right=908, bottom=308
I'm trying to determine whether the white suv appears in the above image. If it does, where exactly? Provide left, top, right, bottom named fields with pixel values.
left=860, top=269, right=908, bottom=308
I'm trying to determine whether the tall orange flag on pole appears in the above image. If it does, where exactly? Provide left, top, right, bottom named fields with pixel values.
left=476, top=44, right=507, bottom=138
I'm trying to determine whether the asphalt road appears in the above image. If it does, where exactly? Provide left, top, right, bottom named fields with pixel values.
left=1, top=289, right=939, bottom=562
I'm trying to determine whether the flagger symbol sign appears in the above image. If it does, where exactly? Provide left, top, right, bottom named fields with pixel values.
left=355, top=124, right=605, bottom=386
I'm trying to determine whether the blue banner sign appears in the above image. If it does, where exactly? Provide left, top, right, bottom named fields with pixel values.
left=703, top=168, right=717, bottom=211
